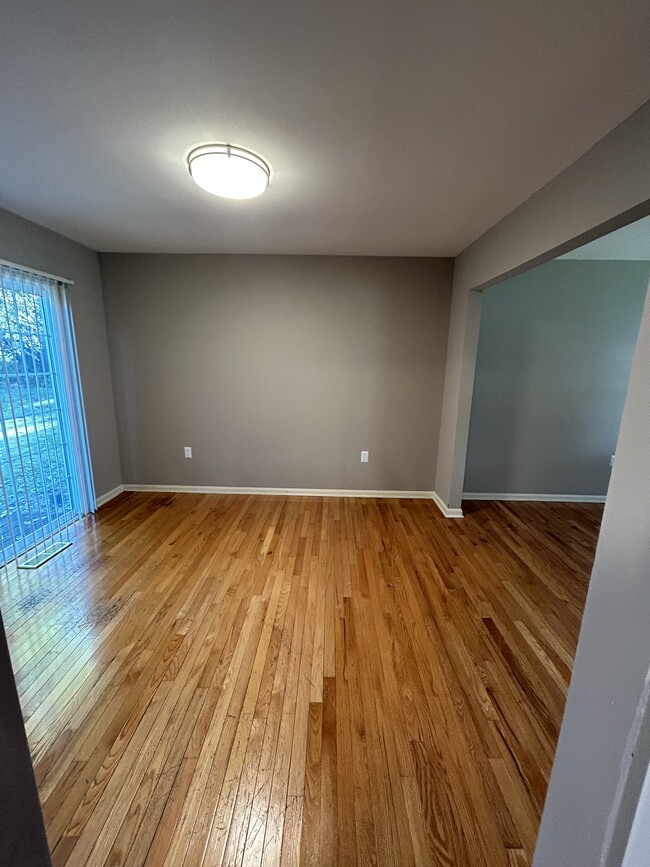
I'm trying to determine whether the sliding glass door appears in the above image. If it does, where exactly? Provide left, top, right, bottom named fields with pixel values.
left=0, top=264, right=94, bottom=568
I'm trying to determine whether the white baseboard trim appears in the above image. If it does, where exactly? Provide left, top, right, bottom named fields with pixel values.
left=431, top=491, right=464, bottom=519
left=123, top=484, right=436, bottom=500
left=95, top=485, right=604, bottom=512
left=95, top=484, right=125, bottom=508
left=463, top=492, right=607, bottom=504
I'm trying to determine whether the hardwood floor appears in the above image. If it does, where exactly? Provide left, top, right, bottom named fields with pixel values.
left=1, top=493, right=602, bottom=866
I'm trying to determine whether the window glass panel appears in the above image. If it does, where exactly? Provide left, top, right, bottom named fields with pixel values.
left=0, top=268, right=86, bottom=566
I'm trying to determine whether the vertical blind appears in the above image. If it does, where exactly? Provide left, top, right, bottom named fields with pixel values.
left=0, top=263, right=95, bottom=569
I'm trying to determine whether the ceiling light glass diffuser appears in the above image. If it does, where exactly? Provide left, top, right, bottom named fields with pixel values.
left=187, top=144, right=270, bottom=199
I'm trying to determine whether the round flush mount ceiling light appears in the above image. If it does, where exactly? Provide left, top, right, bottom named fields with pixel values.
left=187, top=144, right=270, bottom=199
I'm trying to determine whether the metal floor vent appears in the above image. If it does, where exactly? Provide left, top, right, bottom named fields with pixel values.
left=18, top=541, right=72, bottom=570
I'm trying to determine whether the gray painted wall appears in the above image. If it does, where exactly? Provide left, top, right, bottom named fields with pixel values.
left=465, top=260, right=649, bottom=496
left=435, top=99, right=650, bottom=510
left=100, top=254, right=452, bottom=491
left=0, top=206, right=122, bottom=498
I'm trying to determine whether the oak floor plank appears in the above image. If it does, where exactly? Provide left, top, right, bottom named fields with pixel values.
left=1, top=493, right=602, bottom=866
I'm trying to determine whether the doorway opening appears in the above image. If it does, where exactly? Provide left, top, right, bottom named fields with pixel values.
left=460, top=213, right=650, bottom=865
left=464, top=224, right=649, bottom=507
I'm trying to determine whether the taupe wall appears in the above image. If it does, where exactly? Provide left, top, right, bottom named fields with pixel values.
left=465, top=260, right=649, bottom=496
left=99, top=254, right=452, bottom=491
left=0, top=206, right=122, bottom=498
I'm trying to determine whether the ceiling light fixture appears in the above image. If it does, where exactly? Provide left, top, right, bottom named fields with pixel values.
left=187, top=144, right=270, bottom=199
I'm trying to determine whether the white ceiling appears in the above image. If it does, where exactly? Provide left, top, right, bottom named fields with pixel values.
left=560, top=216, right=650, bottom=260
left=0, top=0, right=648, bottom=256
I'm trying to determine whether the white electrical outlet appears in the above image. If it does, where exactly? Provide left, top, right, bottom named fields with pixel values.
left=184, top=446, right=192, bottom=458
left=610, top=454, right=615, bottom=468
left=360, top=450, right=369, bottom=463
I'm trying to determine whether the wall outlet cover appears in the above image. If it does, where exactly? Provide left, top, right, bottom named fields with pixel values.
left=184, top=446, right=192, bottom=458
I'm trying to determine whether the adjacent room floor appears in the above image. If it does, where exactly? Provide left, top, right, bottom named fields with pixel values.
left=2, top=493, right=603, bottom=866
